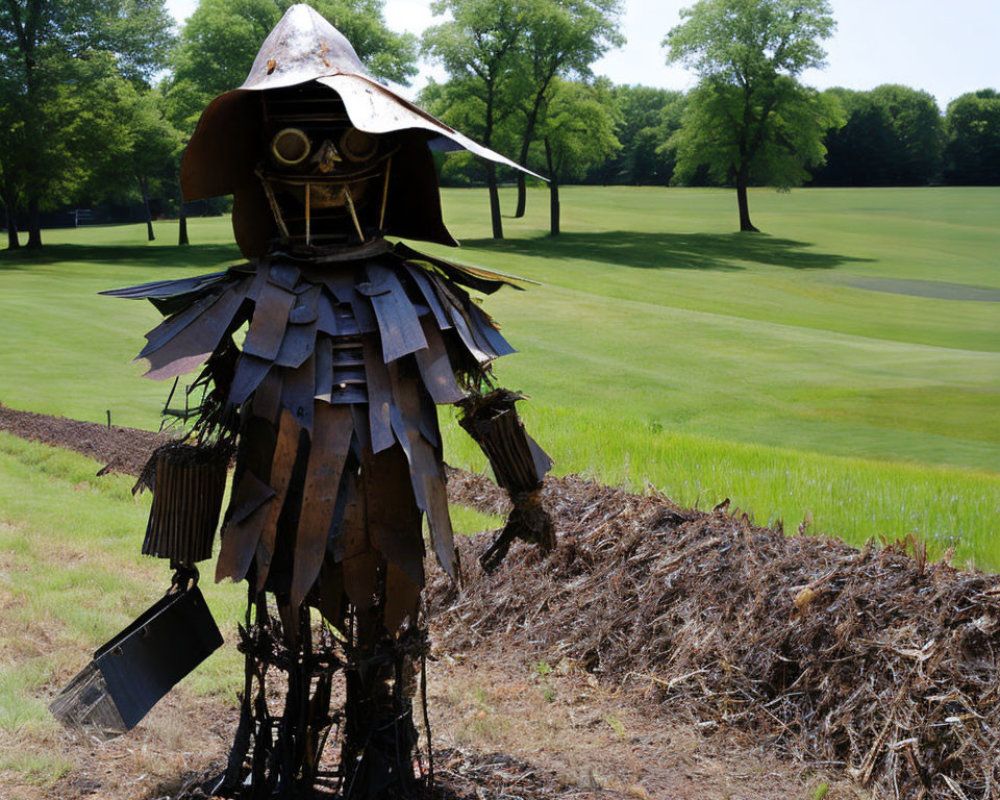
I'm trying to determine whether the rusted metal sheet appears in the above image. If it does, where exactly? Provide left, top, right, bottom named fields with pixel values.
left=349, top=291, right=377, bottom=334
left=256, top=408, right=301, bottom=593
left=316, top=291, right=339, bottom=336
left=394, top=243, right=519, bottom=295
left=383, top=561, right=420, bottom=634
left=280, top=353, right=316, bottom=430
left=387, top=363, right=456, bottom=579
left=403, top=263, right=452, bottom=330
left=341, top=471, right=376, bottom=611
left=290, top=403, right=353, bottom=609
left=267, top=262, right=300, bottom=292
left=468, top=303, right=516, bottom=357
left=313, top=337, right=333, bottom=402
left=362, top=336, right=394, bottom=453
left=229, top=354, right=272, bottom=406
left=250, top=369, right=283, bottom=424
left=242, top=281, right=296, bottom=360
left=139, top=290, right=223, bottom=359
left=143, top=282, right=249, bottom=381
left=360, top=264, right=427, bottom=363
left=216, top=470, right=275, bottom=583
left=363, top=444, right=424, bottom=588
left=275, top=288, right=319, bottom=368
left=414, top=316, right=466, bottom=405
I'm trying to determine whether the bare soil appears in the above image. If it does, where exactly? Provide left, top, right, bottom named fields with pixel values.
left=11, top=403, right=997, bottom=799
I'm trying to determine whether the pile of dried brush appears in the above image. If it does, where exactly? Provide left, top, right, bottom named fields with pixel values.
left=431, top=474, right=1000, bottom=799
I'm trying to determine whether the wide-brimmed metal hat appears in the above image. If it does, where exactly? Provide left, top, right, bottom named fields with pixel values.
left=182, top=4, right=535, bottom=257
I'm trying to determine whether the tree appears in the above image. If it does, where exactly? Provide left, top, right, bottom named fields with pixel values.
left=808, top=87, right=887, bottom=186
left=536, top=79, right=620, bottom=234
left=510, top=0, right=624, bottom=218
left=0, top=0, right=174, bottom=248
left=664, top=0, right=839, bottom=231
left=943, top=90, right=1000, bottom=185
left=810, top=85, right=943, bottom=186
left=867, top=84, right=943, bottom=185
left=586, top=85, right=686, bottom=185
left=423, top=0, right=530, bottom=239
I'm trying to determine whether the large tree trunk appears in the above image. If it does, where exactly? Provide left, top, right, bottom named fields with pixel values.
left=486, top=162, right=503, bottom=240
left=515, top=172, right=527, bottom=218
left=139, top=175, right=155, bottom=241
left=736, top=167, right=758, bottom=232
left=2, top=191, right=20, bottom=250
left=545, top=139, right=559, bottom=236
left=178, top=212, right=189, bottom=246
left=26, top=196, right=42, bottom=248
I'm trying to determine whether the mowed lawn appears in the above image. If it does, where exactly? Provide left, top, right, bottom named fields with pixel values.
left=0, top=186, right=997, bottom=568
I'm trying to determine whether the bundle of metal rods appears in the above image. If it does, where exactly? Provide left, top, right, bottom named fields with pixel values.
left=141, top=443, right=228, bottom=565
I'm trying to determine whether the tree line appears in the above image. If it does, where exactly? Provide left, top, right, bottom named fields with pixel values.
left=2, top=0, right=998, bottom=249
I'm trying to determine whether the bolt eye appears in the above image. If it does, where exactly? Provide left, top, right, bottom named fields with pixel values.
left=340, top=128, right=377, bottom=162
left=271, top=128, right=311, bottom=166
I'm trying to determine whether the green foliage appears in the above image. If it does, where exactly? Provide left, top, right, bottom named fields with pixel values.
left=584, top=85, right=686, bottom=185
left=664, top=0, right=839, bottom=229
left=944, top=89, right=1000, bottom=185
left=812, top=85, right=944, bottom=186
left=671, top=75, right=841, bottom=189
left=537, top=79, right=620, bottom=181
left=422, top=0, right=529, bottom=147
left=866, top=84, right=944, bottom=185
left=0, top=0, right=175, bottom=246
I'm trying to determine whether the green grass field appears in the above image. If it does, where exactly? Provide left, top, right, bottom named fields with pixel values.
left=1, top=186, right=997, bottom=569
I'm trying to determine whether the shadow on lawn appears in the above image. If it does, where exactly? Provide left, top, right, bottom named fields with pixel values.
left=460, top=230, right=872, bottom=272
left=0, top=242, right=243, bottom=272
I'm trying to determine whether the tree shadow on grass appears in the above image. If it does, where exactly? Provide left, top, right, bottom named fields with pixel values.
left=0, top=242, right=244, bottom=272
left=460, top=231, right=873, bottom=272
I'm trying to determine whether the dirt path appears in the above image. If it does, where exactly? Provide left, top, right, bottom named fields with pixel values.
left=1, top=403, right=861, bottom=799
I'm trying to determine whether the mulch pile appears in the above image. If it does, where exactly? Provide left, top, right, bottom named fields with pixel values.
left=0, top=402, right=167, bottom=476
left=4, top=403, right=999, bottom=798
left=428, top=478, right=1000, bottom=800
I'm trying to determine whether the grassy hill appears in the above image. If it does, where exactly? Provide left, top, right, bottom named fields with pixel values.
left=1, top=185, right=997, bottom=567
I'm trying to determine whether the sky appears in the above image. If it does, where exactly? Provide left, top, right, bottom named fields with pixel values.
left=164, top=0, right=1000, bottom=110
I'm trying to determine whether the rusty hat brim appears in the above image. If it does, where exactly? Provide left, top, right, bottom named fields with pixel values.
left=181, top=3, right=541, bottom=204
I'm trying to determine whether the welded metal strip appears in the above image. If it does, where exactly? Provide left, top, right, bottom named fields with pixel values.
left=402, top=263, right=451, bottom=330
left=275, top=287, right=319, bottom=368
left=362, top=443, right=424, bottom=588
left=313, top=337, right=333, bottom=402
left=242, top=281, right=296, bottom=360
left=255, top=408, right=301, bottom=593
left=341, top=471, right=376, bottom=611
left=267, top=262, right=300, bottom=291
left=316, top=291, right=339, bottom=336
left=362, top=335, right=394, bottom=453
left=290, top=403, right=353, bottom=609
left=383, top=562, right=420, bottom=634
left=139, top=289, right=224, bottom=359
left=143, top=283, right=248, bottom=380
left=387, top=363, right=456, bottom=579
left=360, top=263, right=428, bottom=364
left=216, top=471, right=275, bottom=583
left=468, top=303, right=516, bottom=357
left=280, top=353, right=316, bottom=431
left=413, top=316, right=465, bottom=405
left=100, top=270, right=230, bottom=301
left=228, top=354, right=272, bottom=406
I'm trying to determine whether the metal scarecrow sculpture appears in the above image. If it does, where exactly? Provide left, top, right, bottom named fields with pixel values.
left=52, top=5, right=552, bottom=798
